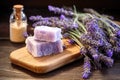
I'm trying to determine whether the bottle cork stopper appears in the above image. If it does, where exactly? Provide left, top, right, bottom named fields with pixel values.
left=13, top=4, right=23, bottom=9
left=13, top=4, right=24, bottom=26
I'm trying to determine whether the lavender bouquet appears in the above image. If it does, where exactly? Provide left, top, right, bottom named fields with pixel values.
left=28, top=5, right=120, bottom=79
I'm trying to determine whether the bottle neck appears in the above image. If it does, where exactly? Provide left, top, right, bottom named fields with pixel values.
left=13, top=8, right=23, bottom=26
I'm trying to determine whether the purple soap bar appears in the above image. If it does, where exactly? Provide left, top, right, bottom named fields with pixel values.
left=26, top=37, right=63, bottom=57
left=34, top=26, right=62, bottom=42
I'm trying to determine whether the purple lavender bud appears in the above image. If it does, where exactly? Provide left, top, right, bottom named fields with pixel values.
left=116, top=30, right=120, bottom=38
left=71, top=23, right=79, bottom=28
left=93, top=54, right=99, bottom=60
left=117, top=42, right=120, bottom=47
left=68, top=39, right=75, bottom=44
left=82, top=72, right=91, bottom=79
left=87, top=46, right=99, bottom=61
left=48, top=5, right=54, bottom=11
left=60, top=14, right=66, bottom=20
left=23, top=32, right=29, bottom=38
left=103, top=40, right=112, bottom=49
left=106, top=49, right=113, bottom=57
left=85, top=18, right=99, bottom=33
left=82, top=56, right=91, bottom=79
left=99, top=54, right=114, bottom=68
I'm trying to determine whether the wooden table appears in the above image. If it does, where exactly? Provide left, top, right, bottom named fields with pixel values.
left=1, top=39, right=120, bottom=80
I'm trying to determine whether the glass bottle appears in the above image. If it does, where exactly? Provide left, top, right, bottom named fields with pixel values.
left=10, top=4, right=27, bottom=43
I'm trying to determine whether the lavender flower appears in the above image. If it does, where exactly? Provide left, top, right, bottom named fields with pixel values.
left=82, top=56, right=91, bottom=79
left=55, top=19, right=78, bottom=29
left=115, top=30, right=120, bottom=38
left=71, top=23, right=79, bottom=28
left=29, top=16, right=59, bottom=22
left=105, top=49, right=113, bottom=57
left=60, top=14, right=66, bottom=20
left=32, top=20, right=53, bottom=27
left=48, top=5, right=74, bottom=16
left=80, top=34, right=103, bottom=47
left=102, top=40, right=112, bottom=49
left=99, top=54, right=114, bottom=68
left=23, top=32, right=29, bottom=38
left=60, top=14, right=78, bottom=29
left=88, top=46, right=99, bottom=60
left=68, top=39, right=75, bottom=44
left=29, top=15, right=42, bottom=21
left=85, top=18, right=99, bottom=33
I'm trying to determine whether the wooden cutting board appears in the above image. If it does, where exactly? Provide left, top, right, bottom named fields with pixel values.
left=10, top=40, right=82, bottom=73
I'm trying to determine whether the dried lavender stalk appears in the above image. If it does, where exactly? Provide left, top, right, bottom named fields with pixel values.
left=48, top=5, right=74, bottom=16
left=82, top=56, right=91, bottom=79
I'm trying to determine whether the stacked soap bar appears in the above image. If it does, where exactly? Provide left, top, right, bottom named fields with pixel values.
left=26, top=26, right=63, bottom=57
left=26, top=37, right=63, bottom=57
left=34, top=26, right=62, bottom=42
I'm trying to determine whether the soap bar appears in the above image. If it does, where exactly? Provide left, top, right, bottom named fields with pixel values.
left=34, top=26, right=62, bottom=42
left=26, top=37, right=63, bottom=57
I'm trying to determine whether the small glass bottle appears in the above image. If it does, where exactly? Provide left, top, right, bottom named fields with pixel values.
left=10, top=4, right=27, bottom=43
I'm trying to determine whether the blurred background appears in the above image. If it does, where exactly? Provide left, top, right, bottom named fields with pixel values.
left=0, top=0, right=120, bottom=38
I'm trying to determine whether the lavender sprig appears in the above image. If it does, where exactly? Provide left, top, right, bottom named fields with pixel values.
left=88, top=46, right=99, bottom=60
left=48, top=5, right=74, bottom=16
left=87, top=46, right=102, bottom=69
left=29, top=16, right=59, bottom=22
left=99, top=54, right=114, bottom=68
left=82, top=56, right=91, bottom=79
left=32, top=20, right=53, bottom=27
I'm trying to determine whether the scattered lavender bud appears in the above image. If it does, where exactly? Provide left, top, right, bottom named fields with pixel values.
left=23, top=32, right=29, bottom=38
left=68, top=39, right=75, bottom=44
